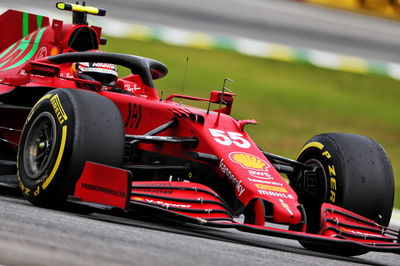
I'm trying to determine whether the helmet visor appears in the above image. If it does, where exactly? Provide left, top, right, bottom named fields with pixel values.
left=76, top=62, right=118, bottom=86
left=83, top=72, right=117, bottom=86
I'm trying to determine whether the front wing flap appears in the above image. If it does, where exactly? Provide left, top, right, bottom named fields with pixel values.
left=128, top=200, right=400, bottom=254
left=319, top=203, right=399, bottom=246
left=130, top=181, right=234, bottom=222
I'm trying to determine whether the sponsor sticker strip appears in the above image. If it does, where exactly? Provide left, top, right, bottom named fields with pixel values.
left=51, top=94, right=68, bottom=125
left=219, top=159, right=245, bottom=196
left=258, top=190, right=295, bottom=199
left=132, top=197, right=192, bottom=208
left=254, top=183, right=287, bottom=192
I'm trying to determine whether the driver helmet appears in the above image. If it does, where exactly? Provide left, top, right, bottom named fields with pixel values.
left=74, top=62, right=118, bottom=88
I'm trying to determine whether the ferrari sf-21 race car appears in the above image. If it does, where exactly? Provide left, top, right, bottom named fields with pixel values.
left=0, top=2, right=399, bottom=256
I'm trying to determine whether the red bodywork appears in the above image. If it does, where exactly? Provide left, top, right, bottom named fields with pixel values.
left=0, top=7, right=399, bottom=254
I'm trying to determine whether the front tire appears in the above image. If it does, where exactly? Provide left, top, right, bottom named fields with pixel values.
left=18, top=89, right=124, bottom=207
left=292, top=133, right=394, bottom=256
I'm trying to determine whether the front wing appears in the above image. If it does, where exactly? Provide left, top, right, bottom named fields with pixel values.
left=73, top=162, right=400, bottom=254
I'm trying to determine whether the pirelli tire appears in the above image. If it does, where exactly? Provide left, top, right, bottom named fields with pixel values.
left=17, top=88, right=124, bottom=207
left=292, top=133, right=394, bottom=256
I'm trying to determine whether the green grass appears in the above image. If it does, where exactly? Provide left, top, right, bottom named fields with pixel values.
left=104, top=36, right=400, bottom=207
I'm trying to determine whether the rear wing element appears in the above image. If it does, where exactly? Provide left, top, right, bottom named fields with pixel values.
left=0, top=10, right=50, bottom=53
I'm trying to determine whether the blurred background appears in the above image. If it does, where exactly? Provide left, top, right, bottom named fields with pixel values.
left=2, top=0, right=400, bottom=206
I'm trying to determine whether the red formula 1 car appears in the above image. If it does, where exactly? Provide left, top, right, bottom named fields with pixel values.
left=0, top=2, right=398, bottom=256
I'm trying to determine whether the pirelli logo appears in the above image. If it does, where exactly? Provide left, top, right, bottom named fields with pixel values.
left=255, top=184, right=287, bottom=192
left=51, top=94, right=68, bottom=125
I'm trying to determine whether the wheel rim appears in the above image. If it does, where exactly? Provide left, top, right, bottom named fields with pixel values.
left=23, top=112, right=57, bottom=179
left=295, top=157, right=329, bottom=233
left=302, top=158, right=328, bottom=203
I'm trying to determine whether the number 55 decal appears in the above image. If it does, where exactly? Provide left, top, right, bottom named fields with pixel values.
left=209, top=129, right=251, bottom=148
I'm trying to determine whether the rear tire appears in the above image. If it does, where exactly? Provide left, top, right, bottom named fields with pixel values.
left=292, top=133, right=394, bottom=256
left=18, top=89, right=124, bottom=207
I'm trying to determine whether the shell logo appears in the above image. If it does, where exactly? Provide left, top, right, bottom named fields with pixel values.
left=229, top=152, right=269, bottom=170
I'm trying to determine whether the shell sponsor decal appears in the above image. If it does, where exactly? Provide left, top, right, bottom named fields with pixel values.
left=229, top=152, right=273, bottom=179
left=230, top=152, right=269, bottom=170
left=254, top=184, right=287, bottom=192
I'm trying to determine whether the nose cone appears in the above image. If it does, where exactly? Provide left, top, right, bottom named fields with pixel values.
left=272, top=199, right=302, bottom=225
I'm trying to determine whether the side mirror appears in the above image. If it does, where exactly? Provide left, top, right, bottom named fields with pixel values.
left=209, top=90, right=236, bottom=115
